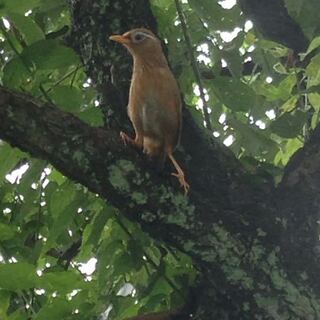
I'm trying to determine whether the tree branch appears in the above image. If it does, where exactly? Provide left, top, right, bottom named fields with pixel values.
left=0, top=85, right=271, bottom=240
left=238, top=0, right=309, bottom=53
left=1, top=80, right=319, bottom=317
left=174, top=0, right=212, bottom=131
left=275, top=125, right=320, bottom=288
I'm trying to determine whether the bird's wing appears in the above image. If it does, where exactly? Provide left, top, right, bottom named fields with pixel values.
left=154, top=67, right=182, bottom=150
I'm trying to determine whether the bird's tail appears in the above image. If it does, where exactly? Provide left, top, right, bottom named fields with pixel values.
left=143, top=136, right=166, bottom=170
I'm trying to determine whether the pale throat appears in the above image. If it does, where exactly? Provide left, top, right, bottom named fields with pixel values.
left=132, top=52, right=168, bottom=71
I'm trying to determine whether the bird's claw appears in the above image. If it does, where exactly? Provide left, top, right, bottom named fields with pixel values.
left=171, top=172, right=190, bottom=195
left=120, top=132, right=144, bottom=152
left=120, top=131, right=132, bottom=146
left=120, top=131, right=127, bottom=145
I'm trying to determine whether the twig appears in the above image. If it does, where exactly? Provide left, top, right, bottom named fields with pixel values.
left=0, top=21, right=78, bottom=104
left=174, top=0, right=212, bottom=131
left=36, top=65, right=82, bottom=99
left=70, top=64, right=80, bottom=87
left=0, top=22, right=53, bottom=102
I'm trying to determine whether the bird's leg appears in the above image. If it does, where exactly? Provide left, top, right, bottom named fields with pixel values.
left=120, top=131, right=143, bottom=149
left=168, top=153, right=190, bottom=195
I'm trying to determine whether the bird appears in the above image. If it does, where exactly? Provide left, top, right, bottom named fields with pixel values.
left=109, top=28, right=190, bottom=194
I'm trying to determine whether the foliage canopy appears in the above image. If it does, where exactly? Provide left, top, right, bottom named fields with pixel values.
left=0, top=0, right=320, bottom=319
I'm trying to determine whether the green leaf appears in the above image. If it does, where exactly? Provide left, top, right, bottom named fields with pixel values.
left=97, top=238, right=124, bottom=287
left=8, top=309, right=28, bottom=320
left=270, top=110, right=307, bottom=138
left=113, top=252, right=141, bottom=276
left=37, top=0, right=66, bottom=12
left=2, top=57, right=30, bottom=89
left=258, top=39, right=289, bottom=58
left=49, top=181, right=76, bottom=218
left=0, top=0, right=41, bottom=14
left=44, top=181, right=79, bottom=250
left=309, top=90, right=320, bottom=128
left=306, top=53, right=320, bottom=86
left=0, top=290, right=10, bottom=318
left=78, top=108, right=104, bottom=127
left=211, top=77, right=256, bottom=112
left=273, top=74, right=297, bottom=101
left=49, top=86, right=83, bottom=112
left=17, top=159, right=45, bottom=195
left=0, top=262, right=38, bottom=290
left=300, top=36, right=320, bottom=60
left=151, top=0, right=172, bottom=9
left=273, top=62, right=288, bottom=74
left=188, top=0, right=242, bottom=30
left=221, top=42, right=244, bottom=78
left=33, top=298, right=73, bottom=320
left=150, top=0, right=175, bottom=35
left=188, top=106, right=205, bottom=128
left=21, top=39, right=80, bottom=70
left=274, top=138, right=304, bottom=166
left=229, top=118, right=279, bottom=160
left=0, top=223, right=17, bottom=241
left=112, top=296, right=140, bottom=320
left=309, top=93, right=320, bottom=111
left=148, top=277, right=173, bottom=296
left=39, top=271, right=85, bottom=293
left=256, top=74, right=297, bottom=102
left=48, top=168, right=66, bottom=185
left=8, top=13, right=45, bottom=45
left=69, top=289, right=96, bottom=316
left=311, top=108, right=320, bottom=129
left=80, top=206, right=112, bottom=260
left=0, top=144, right=24, bottom=184
left=141, top=294, right=167, bottom=313
left=280, top=95, right=299, bottom=113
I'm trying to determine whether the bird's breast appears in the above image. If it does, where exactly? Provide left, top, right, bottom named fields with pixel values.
left=128, top=65, right=181, bottom=146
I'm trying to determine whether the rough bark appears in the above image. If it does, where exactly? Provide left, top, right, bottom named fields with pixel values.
left=0, top=0, right=320, bottom=319
left=278, top=125, right=320, bottom=291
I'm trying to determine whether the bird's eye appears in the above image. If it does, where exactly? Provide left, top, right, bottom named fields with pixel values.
left=133, top=33, right=145, bottom=42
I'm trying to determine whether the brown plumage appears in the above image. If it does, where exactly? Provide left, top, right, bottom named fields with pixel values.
left=110, top=28, right=189, bottom=194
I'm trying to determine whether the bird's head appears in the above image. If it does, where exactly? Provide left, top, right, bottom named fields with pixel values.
left=109, top=28, right=165, bottom=63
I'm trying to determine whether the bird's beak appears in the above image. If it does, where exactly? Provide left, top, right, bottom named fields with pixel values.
left=109, top=34, right=130, bottom=44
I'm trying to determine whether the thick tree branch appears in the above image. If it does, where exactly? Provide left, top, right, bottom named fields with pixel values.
left=0, top=85, right=261, bottom=315
left=275, top=125, right=320, bottom=288
left=0, top=85, right=273, bottom=239
left=235, top=0, right=320, bottom=290
left=238, top=0, right=309, bottom=53
left=1, top=84, right=319, bottom=318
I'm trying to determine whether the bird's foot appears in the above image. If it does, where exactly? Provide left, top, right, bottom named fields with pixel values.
left=120, top=131, right=134, bottom=146
left=120, top=132, right=143, bottom=150
left=171, top=172, right=190, bottom=195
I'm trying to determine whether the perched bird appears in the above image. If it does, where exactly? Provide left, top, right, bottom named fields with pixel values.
left=109, top=28, right=189, bottom=194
